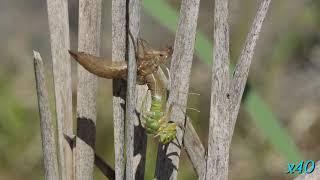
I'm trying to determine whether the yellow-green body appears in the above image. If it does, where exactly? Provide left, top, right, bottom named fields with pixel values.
left=141, top=73, right=177, bottom=144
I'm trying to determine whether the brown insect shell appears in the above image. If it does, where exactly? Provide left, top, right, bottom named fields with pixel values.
left=68, top=50, right=127, bottom=79
left=137, top=46, right=173, bottom=77
left=68, top=45, right=172, bottom=84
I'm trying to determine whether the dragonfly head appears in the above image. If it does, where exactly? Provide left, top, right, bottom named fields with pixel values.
left=158, top=46, right=173, bottom=60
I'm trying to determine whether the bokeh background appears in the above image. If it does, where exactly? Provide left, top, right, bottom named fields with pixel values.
left=1, top=0, right=320, bottom=179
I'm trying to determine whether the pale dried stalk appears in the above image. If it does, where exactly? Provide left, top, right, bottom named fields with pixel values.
left=156, top=68, right=206, bottom=179
left=130, top=82, right=148, bottom=179
left=184, top=117, right=206, bottom=179
left=205, top=0, right=272, bottom=179
left=33, top=51, right=59, bottom=180
left=46, top=0, right=73, bottom=179
left=229, top=0, right=272, bottom=142
left=111, top=0, right=126, bottom=179
left=155, top=0, right=200, bottom=179
left=126, top=0, right=147, bottom=179
left=75, top=0, right=102, bottom=179
left=152, top=0, right=271, bottom=179
left=206, top=0, right=230, bottom=179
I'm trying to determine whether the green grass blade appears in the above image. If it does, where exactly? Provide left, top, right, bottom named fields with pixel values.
left=142, top=0, right=302, bottom=161
left=246, top=92, right=301, bottom=161
left=142, top=0, right=213, bottom=63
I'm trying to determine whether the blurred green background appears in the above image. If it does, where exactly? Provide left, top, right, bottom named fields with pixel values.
left=1, top=0, right=320, bottom=179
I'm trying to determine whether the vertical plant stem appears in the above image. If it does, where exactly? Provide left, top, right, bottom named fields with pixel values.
left=46, top=1, right=73, bottom=179
left=229, top=0, right=272, bottom=142
left=112, top=0, right=127, bottom=179
left=155, top=0, right=200, bottom=179
left=75, top=0, right=102, bottom=179
left=183, top=117, right=206, bottom=179
left=33, top=51, right=59, bottom=180
left=126, top=0, right=147, bottom=179
left=206, top=0, right=230, bottom=179
left=157, top=69, right=206, bottom=179
left=125, top=1, right=138, bottom=178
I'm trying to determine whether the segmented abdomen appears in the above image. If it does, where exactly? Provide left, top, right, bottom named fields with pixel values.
left=141, top=73, right=177, bottom=144
left=143, top=96, right=163, bottom=134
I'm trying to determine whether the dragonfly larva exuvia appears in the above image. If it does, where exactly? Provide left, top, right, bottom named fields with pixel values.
left=69, top=37, right=177, bottom=144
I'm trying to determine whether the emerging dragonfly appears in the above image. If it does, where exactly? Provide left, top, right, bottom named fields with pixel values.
left=141, top=71, right=176, bottom=144
left=69, top=37, right=177, bottom=144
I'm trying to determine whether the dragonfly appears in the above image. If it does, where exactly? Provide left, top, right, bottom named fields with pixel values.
left=69, top=37, right=177, bottom=144
left=140, top=71, right=176, bottom=144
